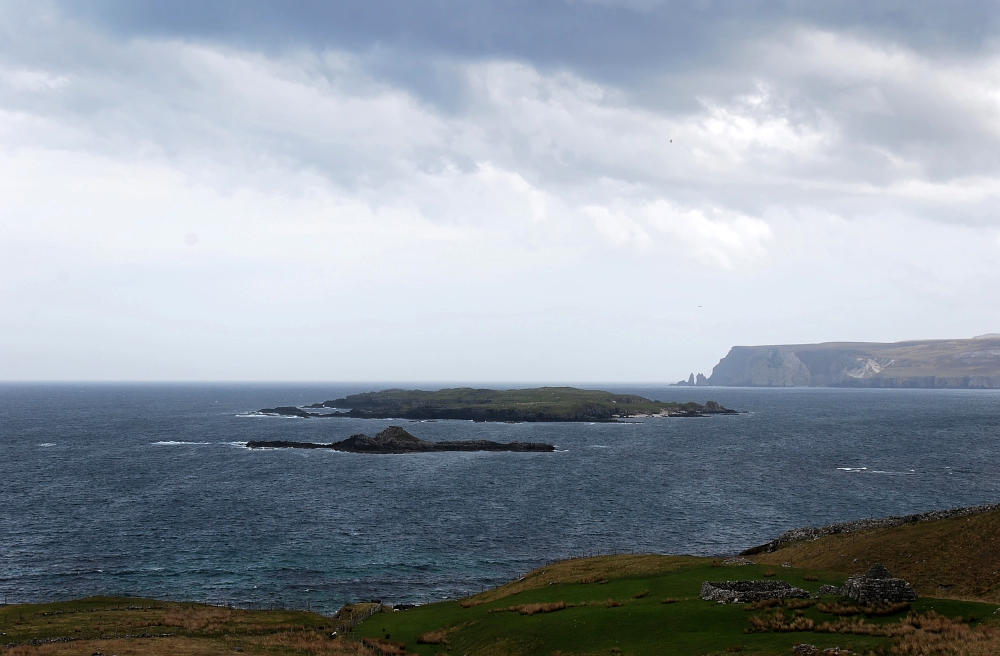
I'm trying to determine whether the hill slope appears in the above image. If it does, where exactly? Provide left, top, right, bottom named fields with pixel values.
left=750, top=507, right=1000, bottom=601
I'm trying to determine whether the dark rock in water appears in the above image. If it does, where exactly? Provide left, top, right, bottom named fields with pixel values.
left=258, top=406, right=314, bottom=418
left=245, top=426, right=555, bottom=454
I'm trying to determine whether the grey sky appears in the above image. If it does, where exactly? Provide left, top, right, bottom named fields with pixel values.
left=2, top=1, right=1000, bottom=381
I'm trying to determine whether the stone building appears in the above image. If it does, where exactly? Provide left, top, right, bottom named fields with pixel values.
left=841, top=564, right=916, bottom=604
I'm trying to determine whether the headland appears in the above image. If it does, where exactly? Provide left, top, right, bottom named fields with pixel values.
left=679, top=334, right=1000, bottom=388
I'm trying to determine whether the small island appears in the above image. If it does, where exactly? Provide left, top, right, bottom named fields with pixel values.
left=255, top=386, right=737, bottom=422
left=246, top=426, right=556, bottom=453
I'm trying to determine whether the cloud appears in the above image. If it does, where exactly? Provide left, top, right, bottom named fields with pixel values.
left=3, top=3, right=1000, bottom=379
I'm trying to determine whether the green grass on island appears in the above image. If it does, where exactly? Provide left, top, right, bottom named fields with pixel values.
left=270, top=386, right=737, bottom=422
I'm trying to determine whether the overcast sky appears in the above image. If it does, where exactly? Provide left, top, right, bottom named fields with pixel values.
left=2, top=1, right=1000, bottom=382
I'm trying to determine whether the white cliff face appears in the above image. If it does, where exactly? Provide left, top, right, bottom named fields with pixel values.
left=745, top=350, right=812, bottom=387
left=844, top=357, right=895, bottom=379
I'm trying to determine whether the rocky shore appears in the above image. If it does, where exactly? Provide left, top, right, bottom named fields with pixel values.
left=246, top=426, right=555, bottom=454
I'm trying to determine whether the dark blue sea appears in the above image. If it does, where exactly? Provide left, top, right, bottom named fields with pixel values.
left=3, top=384, right=1000, bottom=613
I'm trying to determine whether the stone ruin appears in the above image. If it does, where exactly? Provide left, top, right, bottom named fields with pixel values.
left=701, top=563, right=916, bottom=606
left=721, top=556, right=755, bottom=566
left=840, top=564, right=916, bottom=604
left=700, top=580, right=811, bottom=604
left=792, top=645, right=855, bottom=656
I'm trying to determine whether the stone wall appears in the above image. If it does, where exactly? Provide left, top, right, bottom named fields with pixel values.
left=700, top=580, right=811, bottom=604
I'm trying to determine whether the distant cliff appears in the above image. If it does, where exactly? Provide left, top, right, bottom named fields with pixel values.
left=697, top=335, right=1000, bottom=388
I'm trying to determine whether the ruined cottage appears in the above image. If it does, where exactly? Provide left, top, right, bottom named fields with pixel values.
left=841, top=564, right=916, bottom=604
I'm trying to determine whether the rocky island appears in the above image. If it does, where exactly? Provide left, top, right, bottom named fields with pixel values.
left=246, top=425, right=555, bottom=453
left=254, top=386, right=737, bottom=422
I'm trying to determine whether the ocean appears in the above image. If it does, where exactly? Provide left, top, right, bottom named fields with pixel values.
left=3, top=383, right=999, bottom=613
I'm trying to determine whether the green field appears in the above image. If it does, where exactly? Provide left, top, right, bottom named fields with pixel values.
left=352, top=556, right=998, bottom=656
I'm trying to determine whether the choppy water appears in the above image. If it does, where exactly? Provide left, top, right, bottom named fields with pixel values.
left=2, top=383, right=1000, bottom=613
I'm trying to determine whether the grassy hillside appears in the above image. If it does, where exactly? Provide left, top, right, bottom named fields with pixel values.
left=752, top=508, right=1000, bottom=602
left=0, top=597, right=359, bottom=655
left=353, top=557, right=995, bottom=656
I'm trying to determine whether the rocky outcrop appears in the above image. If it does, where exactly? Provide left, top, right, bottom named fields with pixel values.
left=703, top=336, right=1000, bottom=388
left=246, top=426, right=555, bottom=454
left=700, top=580, right=811, bottom=604
left=740, top=502, right=1000, bottom=555
left=258, top=406, right=314, bottom=418
left=841, top=565, right=916, bottom=604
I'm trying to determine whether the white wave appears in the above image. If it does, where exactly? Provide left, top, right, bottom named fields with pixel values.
left=225, top=441, right=249, bottom=448
left=38, top=443, right=55, bottom=447
left=837, top=467, right=867, bottom=472
left=589, top=445, right=610, bottom=448
left=152, top=441, right=212, bottom=445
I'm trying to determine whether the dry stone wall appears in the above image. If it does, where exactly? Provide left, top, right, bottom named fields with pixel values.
left=700, top=580, right=811, bottom=604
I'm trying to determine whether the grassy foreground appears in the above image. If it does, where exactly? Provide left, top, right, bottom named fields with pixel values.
left=7, top=510, right=1000, bottom=656
left=2, top=560, right=998, bottom=656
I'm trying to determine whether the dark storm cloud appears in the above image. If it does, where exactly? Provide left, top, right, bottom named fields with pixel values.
left=60, top=1, right=1000, bottom=75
